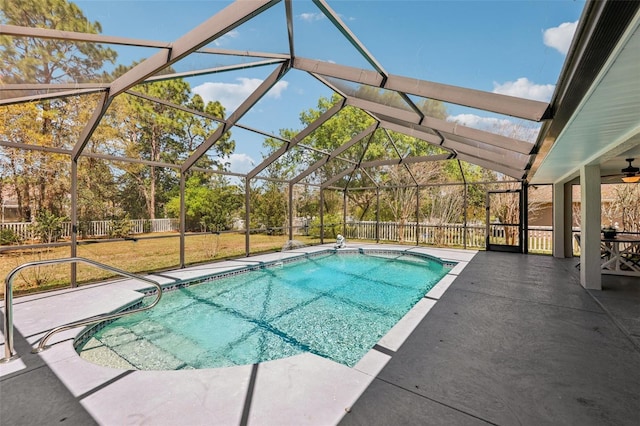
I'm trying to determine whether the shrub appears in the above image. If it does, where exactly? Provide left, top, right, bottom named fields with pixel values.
left=108, top=215, right=133, bottom=238
left=0, top=228, right=23, bottom=245
left=309, top=213, right=343, bottom=239
left=31, top=210, right=66, bottom=243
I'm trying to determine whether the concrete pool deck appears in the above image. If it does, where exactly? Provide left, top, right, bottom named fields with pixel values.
left=341, top=251, right=640, bottom=425
left=1, top=244, right=475, bottom=425
left=2, top=246, right=639, bottom=425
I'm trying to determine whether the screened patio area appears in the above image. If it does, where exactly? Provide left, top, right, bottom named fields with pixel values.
left=1, top=0, right=639, bottom=424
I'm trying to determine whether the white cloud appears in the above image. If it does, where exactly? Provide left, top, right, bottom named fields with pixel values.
left=213, top=30, right=239, bottom=47
left=299, top=12, right=325, bottom=22
left=448, top=114, right=511, bottom=131
left=543, top=21, right=578, bottom=55
left=193, top=78, right=289, bottom=111
left=218, top=153, right=255, bottom=174
left=448, top=114, right=540, bottom=142
left=492, top=77, right=555, bottom=102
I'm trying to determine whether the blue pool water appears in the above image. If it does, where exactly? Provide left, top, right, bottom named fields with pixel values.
left=78, top=251, right=451, bottom=370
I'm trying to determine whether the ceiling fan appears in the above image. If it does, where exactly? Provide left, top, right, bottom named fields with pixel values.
left=620, top=158, right=640, bottom=183
left=600, top=158, right=640, bottom=183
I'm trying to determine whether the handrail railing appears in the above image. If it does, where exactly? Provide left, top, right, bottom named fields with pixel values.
left=1, top=257, right=163, bottom=363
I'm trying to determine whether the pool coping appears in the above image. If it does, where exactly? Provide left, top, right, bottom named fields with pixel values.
left=1, top=244, right=476, bottom=425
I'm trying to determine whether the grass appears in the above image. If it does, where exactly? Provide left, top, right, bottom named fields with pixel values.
left=2, top=232, right=541, bottom=297
left=1, top=232, right=318, bottom=296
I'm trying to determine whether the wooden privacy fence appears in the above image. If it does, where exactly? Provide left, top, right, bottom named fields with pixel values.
left=1, top=218, right=179, bottom=242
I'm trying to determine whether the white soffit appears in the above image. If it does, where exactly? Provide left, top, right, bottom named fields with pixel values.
left=530, top=11, right=640, bottom=185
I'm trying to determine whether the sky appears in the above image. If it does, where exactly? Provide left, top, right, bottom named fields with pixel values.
left=75, top=0, right=586, bottom=175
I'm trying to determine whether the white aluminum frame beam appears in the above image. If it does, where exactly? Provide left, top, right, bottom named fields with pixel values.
left=285, top=0, right=295, bottom=58
left=72, top=92, right=112, bottom=160
left=127, top=88, right=292, bottom=144
left=421, top=116, right=534, bottom=155
left=294, top=58, right=381, bottom=86
left=68, top=0, right=281, bottom=162
left=2, top=83, right=110, bottom=91
left=126, top=90, right=227, bottom=125
left=197, top=47, right=289, bottom=60
left=377, top=120, right=442, bottom=145
left=0, top=25, right=291, bottom=61
left=1, top=140, right=181, bottom=170
left=442, top=134, right=529, bottom=170
left=382, top=128, right=418, bottom=186
left=361, top=153, right=453, bottom=168
left=126, top=88, right=356, bottom=168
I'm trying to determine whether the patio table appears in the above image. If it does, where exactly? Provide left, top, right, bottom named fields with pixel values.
left=601, top=234, right=640, bottom=276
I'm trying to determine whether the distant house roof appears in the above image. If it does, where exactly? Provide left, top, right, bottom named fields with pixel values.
left=529, top=183, right=624, bottom=203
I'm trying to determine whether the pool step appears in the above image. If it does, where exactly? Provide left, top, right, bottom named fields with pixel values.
left=80, top=320, right=217, bottom=370
left=127, top=320, right=215, bottom=368
left=80, top=337, right=137, bottom=370
left=85, top=325, right=190, bottom=370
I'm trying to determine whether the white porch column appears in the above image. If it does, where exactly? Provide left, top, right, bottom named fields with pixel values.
left=552, top=182, right=574, bottom=258
left=580, top=165, right=601, bottom=290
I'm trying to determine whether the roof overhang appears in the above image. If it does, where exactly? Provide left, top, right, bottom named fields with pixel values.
left=528, top=0, right=640, bottom=185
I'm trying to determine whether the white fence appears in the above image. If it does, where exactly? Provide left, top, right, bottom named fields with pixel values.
left=1, top=218, right=179, bottom=242
left=1, top=218, right=568, bottom=253
left=345, top=221, right=560, bottom=253
left=345, top=221, right=487, bottom=248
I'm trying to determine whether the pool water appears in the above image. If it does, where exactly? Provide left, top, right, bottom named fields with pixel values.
left=78, top=252, right=450, bottom=370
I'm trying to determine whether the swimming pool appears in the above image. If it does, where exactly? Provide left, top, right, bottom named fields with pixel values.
left=77, top=250, right=453, bottom=370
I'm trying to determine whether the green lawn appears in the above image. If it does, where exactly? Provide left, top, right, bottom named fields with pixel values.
left=2, top=232, right=550, bottom=297
left=1, top=232, right=318, bottom=296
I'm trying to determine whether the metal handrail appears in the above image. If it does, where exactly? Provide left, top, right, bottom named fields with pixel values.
left=1, top=257, right=163, bottom=363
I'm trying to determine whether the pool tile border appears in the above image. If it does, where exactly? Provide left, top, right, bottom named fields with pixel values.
left=139, top=247, right=456, bottom=297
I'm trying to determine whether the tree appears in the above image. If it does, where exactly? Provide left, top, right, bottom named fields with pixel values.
left=119, top=79, right=234, bottom=219
left=185, top=94, right=235, bottom=167
left=253, top=182, right=287, bottom=233
left=260, top=89, right=468, bottom=234
left=1, top=0, right=117, bottom=220
left=120, top=79, right=191, bottom=219
left=605, top=184, right=640, bottom=232
left=31, top=209, right=66, bottom=243
left=165, top=174, right=242, bottom=232
left=0, top=0, right=116, bottom=86
left=293, top=184, right=319, bottom=220
left=262, top=94, right=378, bottom=188
left=375, top=114, right=450, bottom=235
